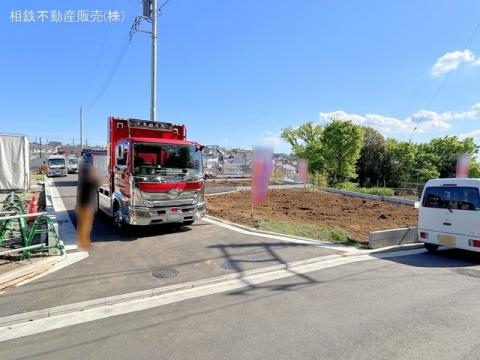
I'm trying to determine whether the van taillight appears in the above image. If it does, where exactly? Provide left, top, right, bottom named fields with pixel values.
left=468, top=240, right=480, bottom=248
left=420, top=231, right=429, bottom=239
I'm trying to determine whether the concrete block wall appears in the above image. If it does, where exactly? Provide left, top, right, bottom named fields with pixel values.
left=368, top=227, right=419, bottom=249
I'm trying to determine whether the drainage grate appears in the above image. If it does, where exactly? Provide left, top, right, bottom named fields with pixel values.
left=152, top=268, right=178, bottom=279
left=452, top=268, right=480, bottom=278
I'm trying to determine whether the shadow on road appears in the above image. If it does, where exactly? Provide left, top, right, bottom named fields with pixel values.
left=90, top=211, right=193, bottom=242
left=374, top=248, right=480, bottom=268
left=209, top=242, right=318, bottom=295
left=51, top=180, right=79, bottom=187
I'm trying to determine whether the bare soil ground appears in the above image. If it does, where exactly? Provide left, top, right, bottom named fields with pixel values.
left=206, top=189, right=418, bottom=242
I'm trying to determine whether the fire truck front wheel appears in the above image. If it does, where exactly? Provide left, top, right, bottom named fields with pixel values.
left=113, top=203, right=128, bottom=232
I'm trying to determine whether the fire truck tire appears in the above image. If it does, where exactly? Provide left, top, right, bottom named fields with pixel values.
left=113, top=202, right=127, bottom=232
left=183, top=220, right=194, bottom=226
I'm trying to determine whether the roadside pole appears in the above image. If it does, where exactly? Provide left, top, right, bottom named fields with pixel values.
left=80, top=106, right=83, bottom=150
left=150, top=0, right=157, bottom=122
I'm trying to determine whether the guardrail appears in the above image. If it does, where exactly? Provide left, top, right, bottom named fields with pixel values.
left=319, top=187, right=416, bottom=206
left=0, top=191, right=64, bottom=260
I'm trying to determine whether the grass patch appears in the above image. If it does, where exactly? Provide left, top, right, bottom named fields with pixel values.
left=256, top=219, right=354, bottom=245
left=333, top=182, right=395, bottom=197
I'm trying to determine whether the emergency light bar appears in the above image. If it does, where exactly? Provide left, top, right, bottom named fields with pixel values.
left=128, top=119, right=173, bottom=131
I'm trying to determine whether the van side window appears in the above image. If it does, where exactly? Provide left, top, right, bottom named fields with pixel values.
left=423, top=187, right=480, bottom=211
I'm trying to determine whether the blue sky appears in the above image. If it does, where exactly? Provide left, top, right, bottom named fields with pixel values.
left=1, top=0, right=480, bottom=153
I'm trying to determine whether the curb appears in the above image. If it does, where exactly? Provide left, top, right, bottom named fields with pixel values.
left=0, top=244, right=428, bottom=328
left=0, top=253, right=344, bottom=327
left=204, top=215, right=422, bottom=254
left=204, top=215, right=347, bottom=248
left=44, top=177, right=64, bottom=255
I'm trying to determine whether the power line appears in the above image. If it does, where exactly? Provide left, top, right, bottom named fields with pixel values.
left=81, top=17, right=112, bottom=107
left=409, top=21, right=480, bottom=141
left=86, top=36, right=132, bottom=110
left=84, top=0, right=171, bottom=111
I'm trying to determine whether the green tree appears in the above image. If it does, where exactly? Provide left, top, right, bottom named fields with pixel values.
left=470, top=160, right=480, bottom=178
left=428, top=136, right=479, bottom=178
left=356, top=127, right=388, bottom=186
left=322, top=120, right=364, bottom=183
left=412, top=143, right=440, bottom=182
left=281, top=122, right=324, bottom=173
left=384, top=139, right=417, bottom=186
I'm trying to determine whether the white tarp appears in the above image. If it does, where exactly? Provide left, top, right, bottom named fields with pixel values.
left=0, top=134, right=30, bottom=191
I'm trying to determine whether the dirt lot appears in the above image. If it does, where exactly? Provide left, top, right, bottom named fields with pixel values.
left=206, top=189, right=418, bottom=242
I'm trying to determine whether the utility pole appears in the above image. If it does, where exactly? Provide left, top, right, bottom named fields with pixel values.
left=80, top=106, right=83, bottom=150
left=150, top=0, right=158, bottom=122
left=135, top=1, right=158, bottom=121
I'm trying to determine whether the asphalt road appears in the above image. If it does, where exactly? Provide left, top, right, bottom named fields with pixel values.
left=2, top=174, right=480, bottom=359
left=2, top=249, right=480, bottom=360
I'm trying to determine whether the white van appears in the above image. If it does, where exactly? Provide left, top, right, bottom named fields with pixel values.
left=419, top=178, right=480, bottom=253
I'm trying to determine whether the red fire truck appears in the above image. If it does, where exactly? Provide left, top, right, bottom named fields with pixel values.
left=97, top=117, right=205, bottom=230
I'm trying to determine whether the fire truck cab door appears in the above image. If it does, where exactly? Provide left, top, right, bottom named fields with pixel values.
left=114, top=141, right=131, bottom=197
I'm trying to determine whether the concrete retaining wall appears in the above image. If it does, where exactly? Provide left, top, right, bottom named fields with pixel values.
left=368, top=227, right=419, bottom=249
left=322, top=187, right=416, bottom=206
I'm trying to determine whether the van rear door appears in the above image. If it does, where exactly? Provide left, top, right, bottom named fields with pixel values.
left=420, top=185, right=480, bottom=238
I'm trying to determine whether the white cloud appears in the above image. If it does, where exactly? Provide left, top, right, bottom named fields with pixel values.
left=319, top=102, right=480, bottom=135
left=259, top=131, right=291, bottom=153
left=459, top=129, right=480, bottom=139
left=261, top=131, right=285, bottom=146
left=431, top=49, right=476, bottom=77
left=262, top=136, right=282, bottom=145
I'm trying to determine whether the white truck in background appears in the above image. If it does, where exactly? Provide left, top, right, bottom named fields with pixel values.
left=46, top=155, right=67, bottom=177
left=66, top=156, right=80, bottom=174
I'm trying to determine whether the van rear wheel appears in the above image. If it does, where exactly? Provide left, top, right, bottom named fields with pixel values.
left=424, top=243, right=439, bottom=253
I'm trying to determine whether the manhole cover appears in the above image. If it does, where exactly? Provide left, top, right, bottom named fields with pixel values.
left=221, top=260, right=240, bottom=270
left=152, top=268, right=178, bottom=279
left=452, top=268, right=480, bottom=278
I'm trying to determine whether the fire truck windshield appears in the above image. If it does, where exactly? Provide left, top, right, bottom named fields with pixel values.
left=133, top=142, right=203, bottom=177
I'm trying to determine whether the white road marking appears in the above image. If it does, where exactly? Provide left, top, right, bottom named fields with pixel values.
left=46, top=178, right=77, bottom=248
left=0, top=247, right=426, bottom=342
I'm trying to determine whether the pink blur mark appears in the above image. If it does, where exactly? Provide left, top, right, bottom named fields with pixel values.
left=456, top=154, right=470, bottom=178
left=298, top=159, right=308, bottom=183
left=251, top=146, right=273, bottom=205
